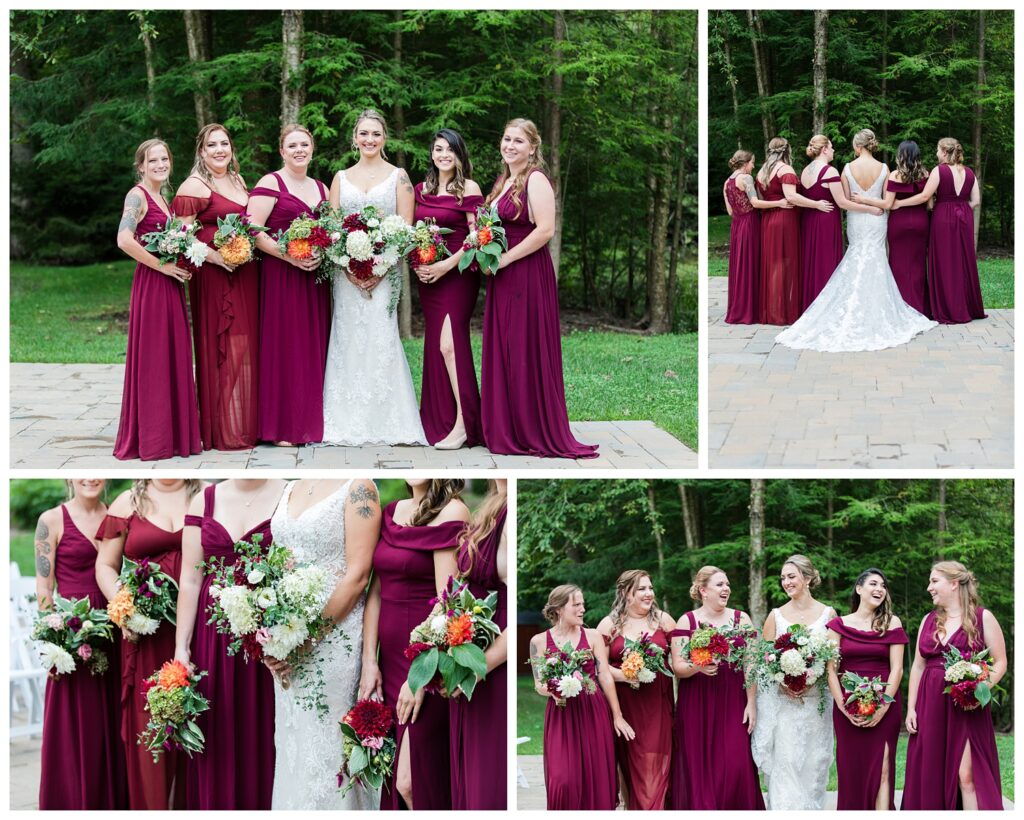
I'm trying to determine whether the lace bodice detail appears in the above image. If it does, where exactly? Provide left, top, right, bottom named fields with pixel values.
left=844, top=164, right=889, bottom=247
left=336, top=167, right=399, bottom=214
left=725, top=175, right=755, bottom=216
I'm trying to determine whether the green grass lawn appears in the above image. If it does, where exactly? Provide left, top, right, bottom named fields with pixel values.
left=11, top=532, right=34, bottom=576
left=10, top=261, right=697, bottom=449
left=707, top=214, right=1014, bottom=309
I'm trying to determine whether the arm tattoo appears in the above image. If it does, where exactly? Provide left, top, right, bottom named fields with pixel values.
left=349, top=483, right=379, bottom=519
left=118, top=192, right=143, bottom=233
left=398, top=170, right=414, bottom=195
left=36, top=554, right=51, bottom=577
left=35, top=519, right=51, bottom=552
left=529, top=640, right=543, bottom=684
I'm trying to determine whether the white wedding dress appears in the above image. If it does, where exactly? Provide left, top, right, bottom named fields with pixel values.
left=269, top=480, right=378, bottom=810
left=776, top=164, right=937, bottom=351
left=751, top=606, right=834, bottom=810
left=321, top=168, right=427, bottom=445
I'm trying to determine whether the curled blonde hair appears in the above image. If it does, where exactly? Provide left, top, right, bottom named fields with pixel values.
left=932, top=561, right=981, bottom=648
left=485, top=118, right=547, bottom=219
left=279, top=123, right=315, bottom=153
left=690, top=565, right=727, bottom=603
left=806, top=134, right=830, bottom=158
left=352, top=109, right=389, bottom=161
left=758, top=137, right=791, bottom=187
left=937, top=137, right=964, bottom=166
left=543, top=584, right=582, bottom=625
left=456, top=480, right=507, bottom=579
left=607, top=570, right=661, bottom=636
left=728, top=149, right=754, bottom=171
left=782, top=554, right=821, bottom=590
left=852, top=129, right=879, bottom=153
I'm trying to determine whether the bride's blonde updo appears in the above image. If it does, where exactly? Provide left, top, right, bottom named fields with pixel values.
left=852, top=129, right=879, bottom=153
left=806, top=134, right=830, bottom=158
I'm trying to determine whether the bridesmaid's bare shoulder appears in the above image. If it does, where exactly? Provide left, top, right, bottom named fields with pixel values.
left=888, top=613, right=904, bottom=630
left=595, top=615, right=615, bottom=637
left=659, top=610, right=677, bottom=632
left=433, top=497, right=471, bottom=526
left=463, top=178, right=483, bottom=197
left=106, top=490, right=133, bottom=518
left=176, top=175, right=211, bottom=198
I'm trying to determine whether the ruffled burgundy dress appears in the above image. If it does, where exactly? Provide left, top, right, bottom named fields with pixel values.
left=607, top=628, right=672, bottom=809
left=886, top=176, right=931, bottom=316
left=96, top=513, right=186, bottom=810
left=114, top=186, right=201, bottom=461
left=724, top=176, right=760, bottom=324
left=373, top=502, right=464, bottom=810
left=757, top=171, right=801, bottom=325
left=828, top=617, right=908, bottom=810
left=414, top=183, right=484, bottom=446
left=38, top=506, right=128, bottom=809
left=902, top=608, right=1003, bottom=810
left=481, top=170, right=598, bottom=459
left=543, top=629, right=617, bottom=809
left=172, top=186, right=259, bottom=451
left=927, top=164, right=986, bottom=324
left=250, top=173, right=331, bottom=444
left=181, top=484, right=276, bottom=809
left=671, top=610, right=764, bottom=810
left=450, top=505, right=507, bottom=809
left=800, top=165, right=843, bottom=311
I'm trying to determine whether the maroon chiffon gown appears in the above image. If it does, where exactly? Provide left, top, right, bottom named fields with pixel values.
left=828, top=617, right=908, bottom=810
left=542, top=629, right=617, bottom=809
left=670, top=610, right=764, bottom=810
left=38, top=506, right=128, bottom=809
left=414, top=183, right=484, bottom=446
left=114, top=186, right=201, bottom=461
left=886, top=176, right=931, bottom=316
left=800, top=165, right=843, bottom=311
left=757, top=171, right=801, bottom=325
left=724, top=176, right=760, bottom=324
left=450, top=505, right=507, bottom=809
left=374, top=502, right=464, bottom=810
left=607, top=628, right=672, bottom=809
left=96, top=513, right=186, bottom=810
left=250, top=173, right=331, bottom=444
left=172, top=187, right=259, bottom=451
left=902, top=608, right=1003, bottom=810
left=481, top=170, right=598, bottom=459
left=927, top=164, right=986, bottom=324
left=181, top=485, right=276, bottom=809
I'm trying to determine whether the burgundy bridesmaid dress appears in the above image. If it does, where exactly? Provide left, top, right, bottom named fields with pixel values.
left=886, top=177, right=931, bottom=316
left=114, top=186, right=201, bottom=461
left=373, top=501, right=465, bottom=810
left=413, top=183, right=485, bottom=446
left=542, top=629, right=617, bottom=809
left=927, top=164, right=986, bottom=324
left=449, top=505, right=507, bottom=809
left=607, top=628, right=672, bottom=809
left=38, top=506, right=128, bottom=809
left=724, top=176, right=760, bottom=324
left=96, top=513, right=187, bottom=810
left=172, top=186, right=260, bottom=451
left=670, top=610, right=764, bottom=810
left=827, top=617, right=908, bottom=810
left=181, top=485, right=276, bottom=809
left=250, top=174, right=331, bottom=444
left=799, top=165, right=843, bottom=311
left=902, top=608, right=1003, bottom=810
left=481, top=170, right=598, bottom=459
left=757, top=172, right=801, bottom=325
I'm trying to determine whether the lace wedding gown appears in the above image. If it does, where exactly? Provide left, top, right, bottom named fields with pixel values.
left=269, top=480, right=378, bottom=810
left=321, top=168, right=427, bottom=445
left=750, top=606, right=834, bottom=810
left=776, top=164, right=937, bottom=351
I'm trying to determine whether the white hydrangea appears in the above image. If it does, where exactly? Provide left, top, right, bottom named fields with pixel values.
left=772, top=671, right=785, bottom=683
left=380, top=246, right=400, bottom=268
left=38, top=641, right=76, bottom=675
left=126, top=612, right=160, bottom=635
left=945, top=660, right=975, bottom=683
left=278, top=566, right=331, bottom=617
left=637, top=667, right=656, bottom=684
left=346, top=230, right=373, bottom=261
left=219, top=585, right=259, bottom=635
left=379, top=214, right=410, bottom=239
left=556, top=675, right=582, bottom=699
left=263, top=617, right=308, bottom=660
left=779, top=648, right=807, bottom=676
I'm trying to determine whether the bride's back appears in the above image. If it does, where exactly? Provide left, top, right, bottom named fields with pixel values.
left=847, top=154, right=885, bottom=192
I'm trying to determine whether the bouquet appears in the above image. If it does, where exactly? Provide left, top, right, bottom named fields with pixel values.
left=337, top=699, right=397, bottom=796
left=106, top=557, right=178, bottom=639
left=32, top=594, right=113, bottom=677
left=943, top=646, right=1000, bottom=711
left=458, top=204, right=507, bottom=276
left=403, top=218, right=453, bottom=266
left=276, top=212, right=332, bottom=262
left=142, top=215, right=209, bottom=269
left=529, top=641, right=598, bottom=706
left=213, top=212, right=266, bottom=266
left=840, top=671, right=894, bottom=718
left=680, top=622, right=758, bottom=670
left=204, top=533, right=343, bottom=714
left=138, top=660, right=210, bottom=762
left=405, top=576, right=500, bottom=700
left=620, top=632, right=672, bottom=688
left=751, top=624, right=840, bottom=714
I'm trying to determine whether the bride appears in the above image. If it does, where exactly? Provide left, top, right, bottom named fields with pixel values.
left=776, top=129, right=936, bottom=351
left=321, top=109, right=427, bottom=445
left=267, top=478, right=381, bottom=809
left=751, top=555, right=836, bottom=810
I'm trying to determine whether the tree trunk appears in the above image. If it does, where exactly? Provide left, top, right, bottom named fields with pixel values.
left=183, top=10, right=213, bottom=129
left=749, top=479, right=766, bottom=626
left=937, top=479, right=947, bottom=558
left=974, top=10, right=986, bottom=250
left=667, top=20, right=697, bottom=317
left=547, top=10, right=566, bottom=279
left=812, top=11, right=828, bottom=135
left=746, top=10, right=775, bottom=147
left=646, top=482, right=667, bottom=613
left=132, top=11, right=157, bottom=120
left=826, top=481, right=835, bottom=599
left=722, top=38, right=743, bottom=149
left=881, top=11, right=889, bottom=163
left=678, top=483, right=699, bottom=553
left=391, top=11, right=412, bottom=339
left=280, top=11, right=304, bottom=126
left=647, top=108, right=673, bottom=334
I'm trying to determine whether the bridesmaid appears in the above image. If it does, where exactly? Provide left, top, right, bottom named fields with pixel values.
left=361, top=479, right=470, bottom=810
left=903, top=561, right=1006, bottom=810
left=173, top=479, right=286, bottom=809
left=247, top=125, right=330, bottom=446
left=449, top=479, right=508, bottom=809
left=95, top=479, right=205, bottom=809
left=113, top=139, right=201, bottom=460
left=669, top=566, right=763, bottom=810
left=756, top=136, right=833, bottom=324
left=481, top=118, right=598, bottom=459
left=529, top=585, right=633, bottom=809
left=412, top=129, right=485, bottom=449
left=596, top=570, right=675, bottom=809
left=173, top=124, right=260, bottom=451
left=36, top=479, right=127, bottom=809
left=825, top=568, right=907, bottom=810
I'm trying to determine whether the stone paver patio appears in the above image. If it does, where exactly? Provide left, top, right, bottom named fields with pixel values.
left=709, top=278, right=1013, bottom=468
left=9, top=363, right=696, bottom=470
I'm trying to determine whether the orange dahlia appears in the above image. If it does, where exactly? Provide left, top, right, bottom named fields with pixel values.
left=287, top=238, right=313, bottom=260
left=446, top=613, right=474, bottom=646
left=689, top=646, right=714, bottom=666
left=415, top=245, right=437, bottom=265
left=977, top=662, right=991, bottom=682
left=157, top=660, right=191, bottom=691
left=106, top=587, right=135, bottom=627
left=477, top=226, right=493, bottom=246
left=620, top=650, right=644, bottom=681
left=220, top=234, right=252, bottom=266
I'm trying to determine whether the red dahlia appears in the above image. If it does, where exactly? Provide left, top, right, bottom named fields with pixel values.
left=774, top=633, right=797, bottom=651
left=240, top=631, right=264, bottom=662
left=349, top=257, right=375, bottom=280
left=707, top=633, right=730, bottom=656
left=950, top=680, right=981, bottom=710
left=783, top=672, right=807, bottom=692
left=308, top=225, right=332, bottom=248
left=344, top=698, right=395, bottom=737
left=342, top=213, right=367, bottom=232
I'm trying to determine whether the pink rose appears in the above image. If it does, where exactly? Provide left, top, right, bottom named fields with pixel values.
left=77, top=644, right=93, bottom=660
left=255, top=627, right=272, bottom=646
left=361, top=736, right=385, bottom=751
left=45, top=613, right=64, bottom=630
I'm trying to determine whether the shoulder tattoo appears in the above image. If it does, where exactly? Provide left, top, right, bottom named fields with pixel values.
left=398, top=170, right=414, bottom=195
left=349, top=483, right=379, bottom=519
